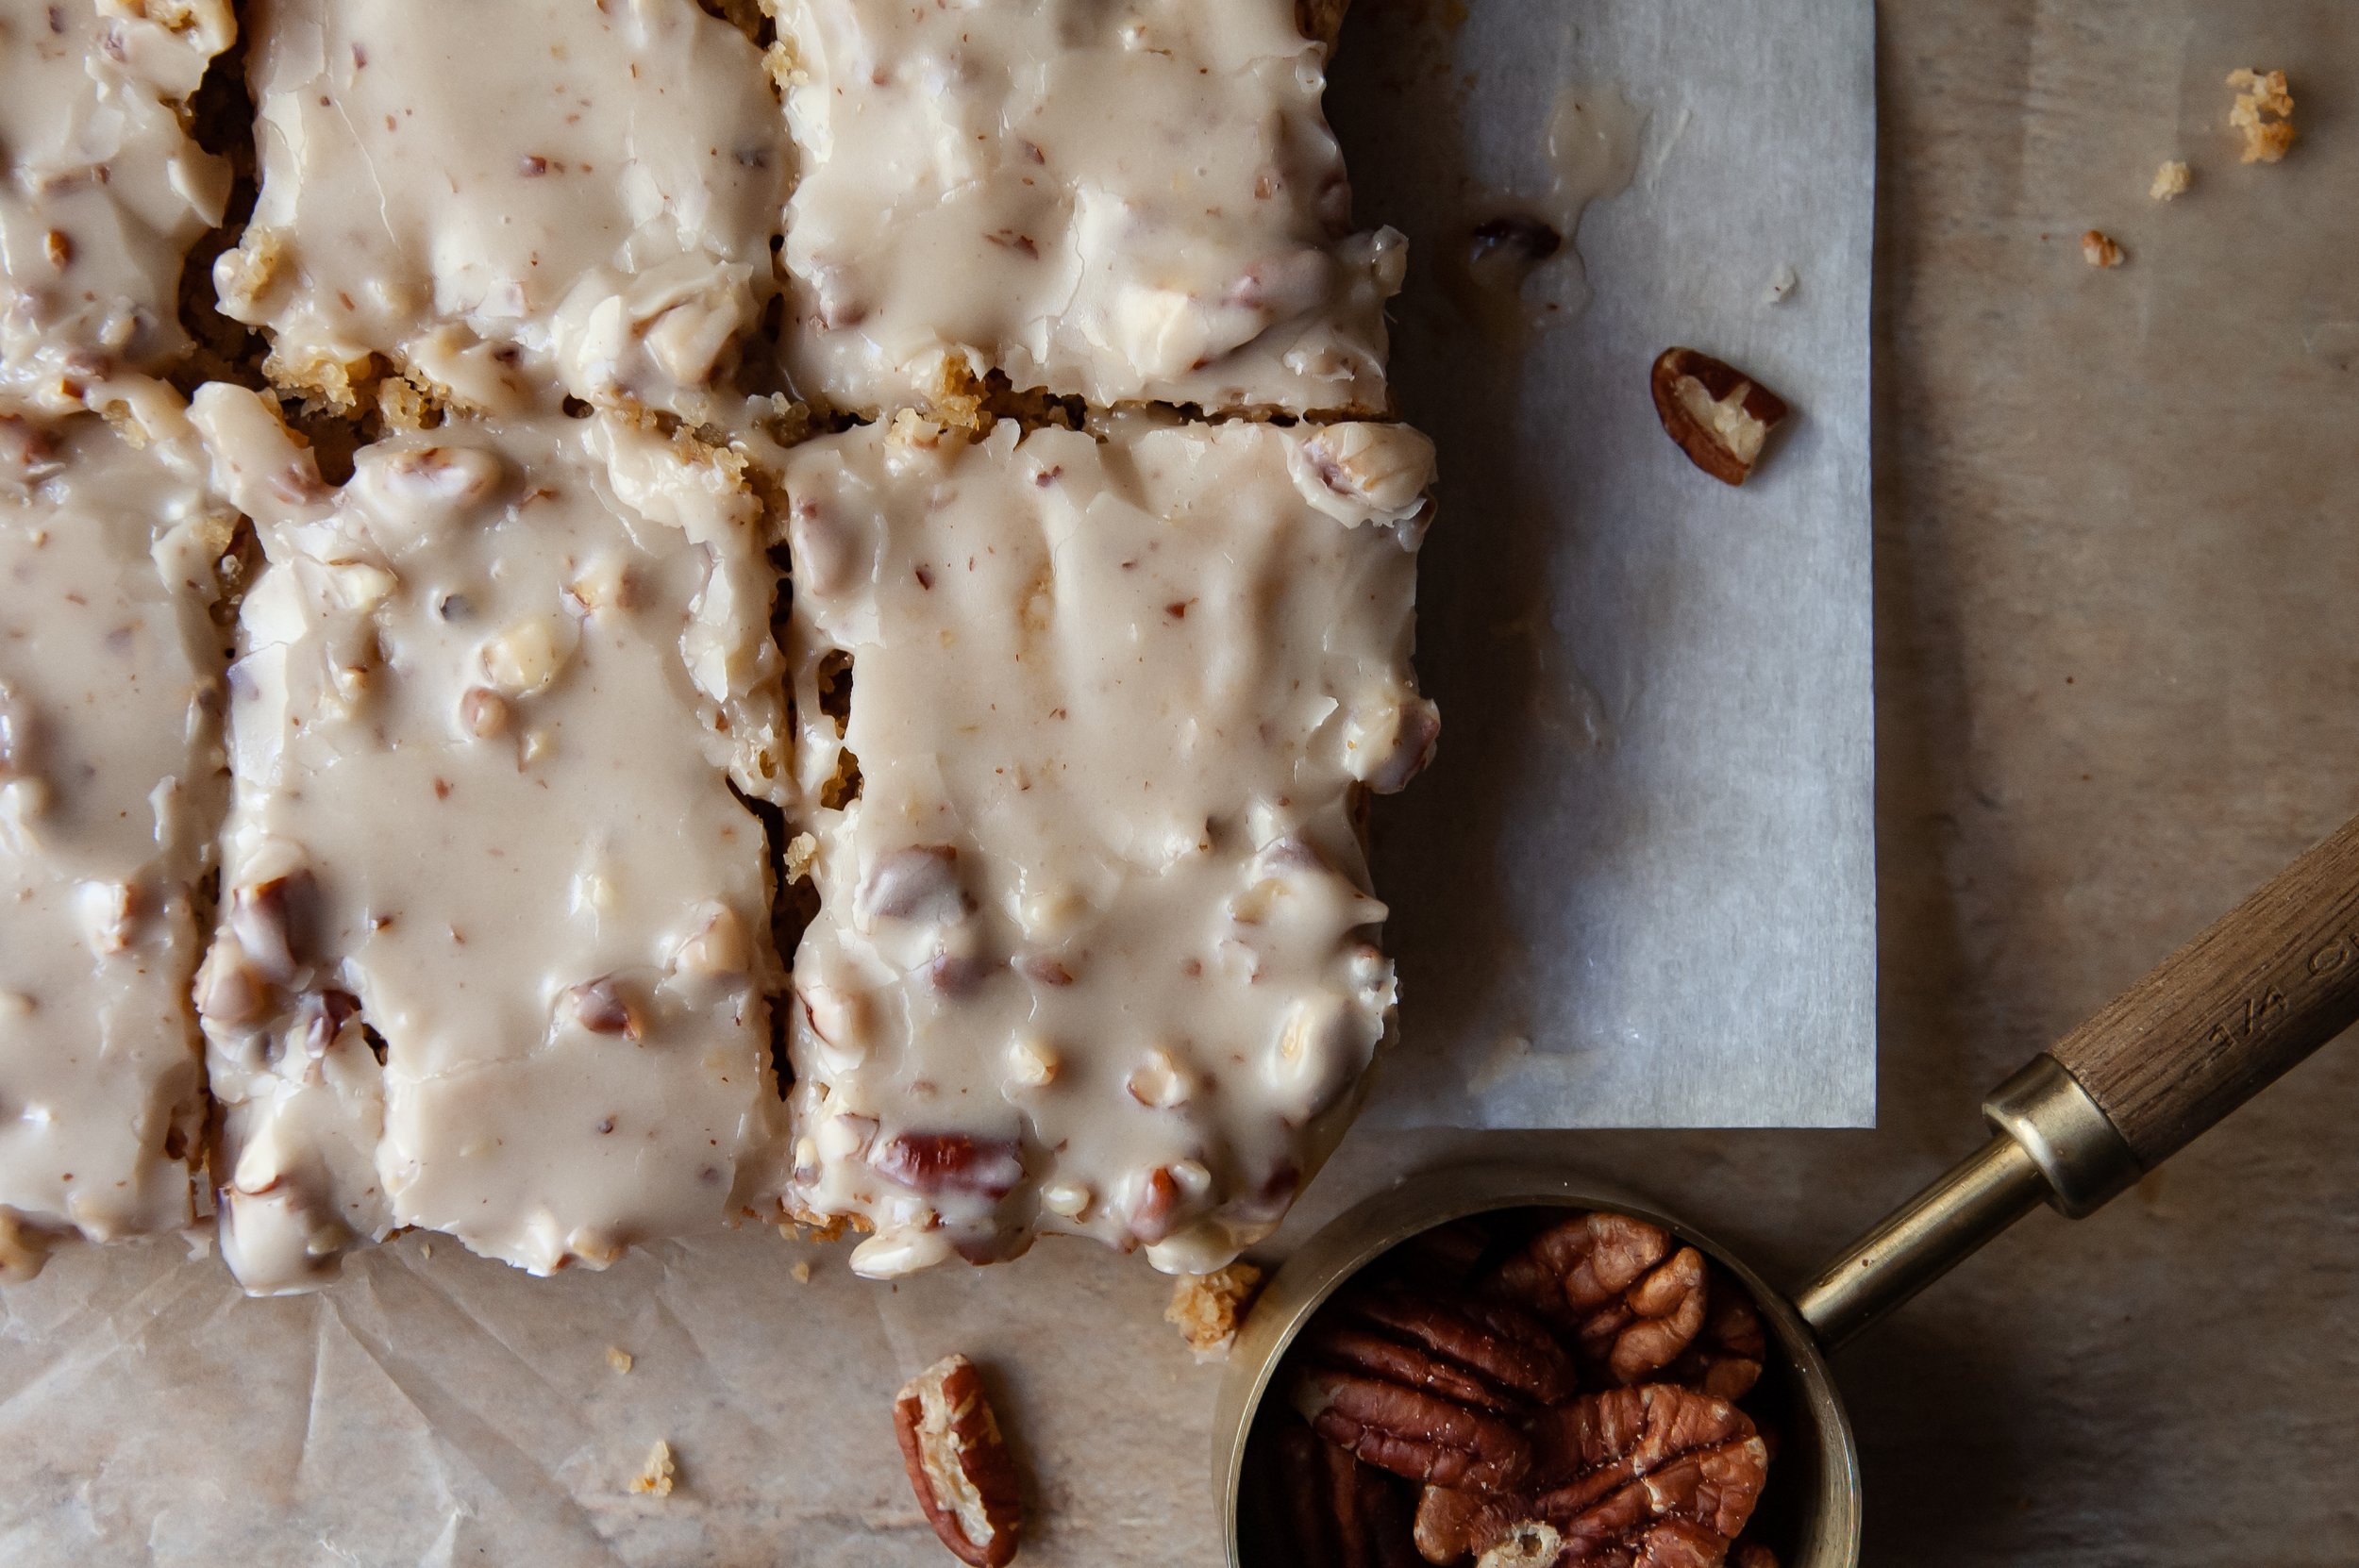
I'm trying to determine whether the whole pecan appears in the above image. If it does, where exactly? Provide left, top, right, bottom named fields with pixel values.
left=893, top=1354, right=1022, bottom=1567
left=1489, top=1213, right=1708, bottom=1386
left=1273, top=1424, right=1423, bottom=1568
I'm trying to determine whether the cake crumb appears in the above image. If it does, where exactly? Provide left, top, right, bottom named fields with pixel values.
left=606, top=1345, right=634, bottom=1375
left=1164, top=1261, right=1264, bottom=1359
left=628, top=1440, right=676, bottom=1496
left=783, top=831, right=818, bottom=882
left=791, top=1259, right=812, bottom=1284
left=2080, top=230, right=2125, bottom=269
left=2227, top=69, right=2295, bottom=163
left=419, top=1242, right=432, bottom=1259
left=2150, top=160, right=2191, bottom=201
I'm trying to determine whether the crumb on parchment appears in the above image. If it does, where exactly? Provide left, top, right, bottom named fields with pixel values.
left=2150, top=160, right=2191, bottom=201
left=629, top=1440, right=676, bottom=1496
left=2228, top=69, right=2295, bottom=163
left=606, top=1345, right=633, bottom=1375
left=1165, top=1261, right=1264, bottom=1359
left=2081, top=230, right=2125, bottom=268
left=791, top=1259, right=812, bottom=1284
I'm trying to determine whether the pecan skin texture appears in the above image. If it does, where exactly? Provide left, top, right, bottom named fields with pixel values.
left=893, top=1354, right=1022, bottom=1568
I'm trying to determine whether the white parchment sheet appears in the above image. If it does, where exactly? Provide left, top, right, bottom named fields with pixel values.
left=0, top=1, right=1877, bottom=1562
left=1342, top=0, right=1880, bottom=1130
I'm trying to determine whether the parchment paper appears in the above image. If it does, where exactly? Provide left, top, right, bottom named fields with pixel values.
left=0, top=1, right=1878, bottom=1561
left=1341, top=0, right=1880, bottom=1129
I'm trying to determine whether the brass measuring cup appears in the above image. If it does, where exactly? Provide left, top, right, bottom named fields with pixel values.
left=1216, top=809, right=2359, bottom=1564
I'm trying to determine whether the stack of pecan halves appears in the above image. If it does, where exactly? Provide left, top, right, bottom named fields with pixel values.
left=1271, top=1209, right=1779, bottom=1568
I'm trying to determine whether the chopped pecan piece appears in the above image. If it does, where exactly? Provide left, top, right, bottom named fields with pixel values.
left=857, top=843, right=971, bottom=926
left=894, top=1354, right=1022, bottom=1567
left=1475, top=1521, right=1564, bottom=1568
left=1273, top=1425, right=1422, bottom=1568
left=872, top=1132, right=1025, bottom=1201
left=564, top=976, right=644, bottom=1041
left=1167, top=1261, right=1264, bottom=1359
left=230, top=868, right=323, bottom=982
left=1413, top=1484, right=1526, bottom=1563
left=1649, top=348, right=1790, bottom=487
left=1289, top=1367, right=1531, bottom=1495
left=1490, top=1212, right=1709, bottom=1386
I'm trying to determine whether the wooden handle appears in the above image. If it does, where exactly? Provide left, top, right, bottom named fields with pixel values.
left=2049, top=810, right=2359, bottom=1169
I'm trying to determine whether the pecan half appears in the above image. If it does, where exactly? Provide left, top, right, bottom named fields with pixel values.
left=1649, top=348, right=1790, bottom=487
left=1490, top=1212, right=1709, bottom=1386
left=1377, top=1217, right=1510, bottom=1291
left=893, top=1354, right=1022, bottom=1568
left=1530, top=1385, right=1768, bottom=1563
left=1290, top=1367, right=1531, bottom=1495
left=1661, top=1271, right=1766, bottom=1401
left=1324, top=1287, right=1580, bottom=1410
left=1413, top=1387, right=1765, bottom=1567
left=1273, top=1425, right=1422, bottom=1568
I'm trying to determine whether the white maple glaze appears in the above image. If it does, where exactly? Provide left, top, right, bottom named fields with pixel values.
left=0, top=407, right=232, bottom=1276
left=0, top=0, right=234, bottom=422
left=214, top=0, right=785, bottom=417
left=770, top=0, right=1403, bottom=414
left=777, top=415, right=1437, bottom=1276
left=189, top=386, right=789, bottom=1293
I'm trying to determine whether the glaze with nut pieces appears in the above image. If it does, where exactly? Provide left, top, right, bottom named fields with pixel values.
left=189, top=385, right=788, bottom=1293
left=778, top=413, right=1437, bottom=1278
left=0, top=409, right=233, bottom=1278
left=770, top=0, right=1403, bottom=414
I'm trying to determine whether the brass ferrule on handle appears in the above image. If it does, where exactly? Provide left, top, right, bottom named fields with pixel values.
left=1793, top=1055, right=2137, bottom=1348
left=1799, top=808, right=2359, bottom=1351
